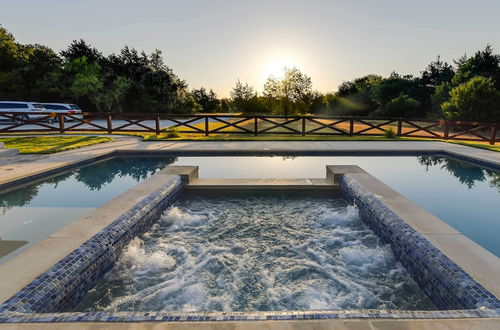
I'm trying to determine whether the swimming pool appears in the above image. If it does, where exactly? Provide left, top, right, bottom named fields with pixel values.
left=1, top=165, right=498, bottom=323
left=0, top=154, right=499, bottom=262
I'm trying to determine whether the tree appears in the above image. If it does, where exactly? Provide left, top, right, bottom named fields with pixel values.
left=60, top=39, right=102, bottom=63
left=0, top=25, right=22, bottom=72
left=220, top=98, right=232, bottom=112
left=421, top=56, right=455, bottom=89
left=372, top=73, right=421, bottom=106
left=441, top=76, right=500, bottom=122
left=0, top=26, right=191, bottom=113
left=108, top=46, right=189, bottom=113
left=174, top=89, right=202, bottom=114
left=429, top=82, right=453, bottom=119
left=263, top=67, right=313, bottom=116
left=191, top=87, right=220, bottom=113
left=230, top=80, right=268, bottom=113
left=308, top=91, right=329, bottom=114
left=67, top=57, right=103, bottom=99
left=66, top=56, right=131, bottom=112
left=452, top=45, right=500, bottom=89
left=333, top=75, right=382, bottom=115
left=336, top=74, right=382, bottom=97
left=94, top=76, right=131, bottom=112
left=377, top=93, right=421, bottom=117
left=230, top=80, right=255, bottom=102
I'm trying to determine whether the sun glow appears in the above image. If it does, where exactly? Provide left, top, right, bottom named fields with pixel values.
left=261, top=56, right=297, bottom=80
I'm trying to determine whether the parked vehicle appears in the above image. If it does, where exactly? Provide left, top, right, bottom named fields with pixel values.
left=42, top=103, right=83, bottom=121
left=0, top=101, right=49, bottom=123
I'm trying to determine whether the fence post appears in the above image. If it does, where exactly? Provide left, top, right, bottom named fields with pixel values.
left=254, top=117, right=258, bottom=136
left=490, top=124, right=497, bottom=145
left=205, top=116, right=209, bottom=136
left=106, top=114, right=112, bottom=134
left=155, top=114, right=161, bottom=135
left=443, top=121, right=450, bottom=140
left=301, top=117, right=306, bottom=136
left=58, top=114, right=65, bottom=134
left=349, top=118, right=354, bottom=136
left=397, top=118, right=402, bottom=136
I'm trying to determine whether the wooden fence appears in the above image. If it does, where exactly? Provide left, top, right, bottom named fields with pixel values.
left=0, top=112, right=498, bottom=145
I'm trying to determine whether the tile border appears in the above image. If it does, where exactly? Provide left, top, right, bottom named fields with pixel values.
left=339, top=173, right=500, bottom=310
left=0, top=308, right=499, bottom=323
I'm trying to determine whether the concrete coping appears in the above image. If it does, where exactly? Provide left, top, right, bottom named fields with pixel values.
left=0, top=165, right=198, bottom=304
left=326, top=165, right=500, bottom=298
left=158, top=165, right=199, bottom=183
left=187, top=178, right=335, bottom=190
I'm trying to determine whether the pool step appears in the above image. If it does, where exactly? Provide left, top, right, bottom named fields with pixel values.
left=186, top=178, right=336, bottom=190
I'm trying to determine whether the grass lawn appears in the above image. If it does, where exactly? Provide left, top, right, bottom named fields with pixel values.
left=0, top=136, right=113, bottom=154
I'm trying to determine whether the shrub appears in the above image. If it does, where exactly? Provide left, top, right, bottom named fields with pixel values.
left=165, top=127, right=180, bottom=138
left=442, top=76, right=500, bottom=122
left=384, top=127, right=396, bottom=138
left=378, top=93, right=420, bottom=117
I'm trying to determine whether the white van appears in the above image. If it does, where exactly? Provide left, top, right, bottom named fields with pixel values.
left=0, top=101, right=48, bottom=123
left=42, top=103, right=83, bottom=121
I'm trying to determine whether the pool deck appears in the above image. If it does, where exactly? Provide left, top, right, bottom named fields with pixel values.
left=1, top=139, right=500, bottom=329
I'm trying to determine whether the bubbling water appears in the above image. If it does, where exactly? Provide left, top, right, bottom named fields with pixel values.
left=76, top=192, right=433, bottom=312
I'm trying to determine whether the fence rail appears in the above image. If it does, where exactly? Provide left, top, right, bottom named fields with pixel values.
left=0, top=112, right=498, bottom=145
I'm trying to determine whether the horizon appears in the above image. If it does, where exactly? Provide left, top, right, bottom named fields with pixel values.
left=2, top=0, right=500, bottom=97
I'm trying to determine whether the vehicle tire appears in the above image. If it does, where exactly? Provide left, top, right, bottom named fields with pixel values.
left=13, top=115, right=29, bottom=124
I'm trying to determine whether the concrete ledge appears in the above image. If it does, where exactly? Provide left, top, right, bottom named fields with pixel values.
left=158, top=165, right=199, bottom=183
left=187, top=178, right=335, bottom=190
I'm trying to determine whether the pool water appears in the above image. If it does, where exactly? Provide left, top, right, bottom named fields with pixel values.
left=75, top=191, right=434, bottom=312
left=0, top=157, right=175, bottom=262
left=1, top=154, right=499, bottom=261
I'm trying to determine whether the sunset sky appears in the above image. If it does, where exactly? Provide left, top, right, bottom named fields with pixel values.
left=2, top=0, right=500, bottom=97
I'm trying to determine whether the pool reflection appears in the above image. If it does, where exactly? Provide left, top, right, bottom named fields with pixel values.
left=0, top=157, right=176, bottom=262
left=418, top=155, right=500, bottom=190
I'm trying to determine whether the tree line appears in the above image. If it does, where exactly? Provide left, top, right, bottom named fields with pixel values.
left=1, top=25, right=499, bottom=122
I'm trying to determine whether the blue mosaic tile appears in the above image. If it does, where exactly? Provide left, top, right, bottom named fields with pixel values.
left=339, top=174, right=500, bottom=310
